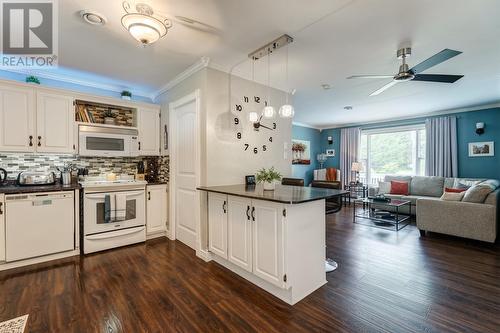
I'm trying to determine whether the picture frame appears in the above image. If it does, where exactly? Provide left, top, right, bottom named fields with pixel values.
left=292, top=139, right=311, bottom=165
left=325, top=149, right=335, bottom=157
left=468, top=141, right=494, bottom=157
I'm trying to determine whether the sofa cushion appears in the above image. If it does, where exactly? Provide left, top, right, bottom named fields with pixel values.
left=481, top=179, right=500, bottom=189
left=411, top=176, right=444, bottom=197
left=463, top=184, right=495, bottom=203
left=445, top=187, right=467, bottom=193
left=441, top=191, right=465, bottom=201
left=391, top=181, right=409, bottom=195
left=453, top=178, right=484, bottom=189
left=401, top=195, right=439, bottom=206
left=378, top=181, right=391, bottom=194
left=385, top=175, right=412, bottom=192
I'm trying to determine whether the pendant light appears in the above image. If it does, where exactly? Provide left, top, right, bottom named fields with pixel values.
left=279, top=44, right=295, bottom=118
left=262, top=50, right=276, bottom=118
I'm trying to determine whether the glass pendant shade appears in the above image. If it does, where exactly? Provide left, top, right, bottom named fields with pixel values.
left=122, top=13, right=169, bottom=45
left=248, top=111, right=259, bottom=123
left=279, top=104, right=295, bottom=118
left=262, top=106, right=275, bottom=118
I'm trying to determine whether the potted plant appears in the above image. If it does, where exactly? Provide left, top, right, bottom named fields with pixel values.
left=255, top=167, right=282, bottom=191
left=103, top=110, right=116, bottom=125
left=121, top=90, right=132, bottom=100
left=25, top=75, right=40, bottom=84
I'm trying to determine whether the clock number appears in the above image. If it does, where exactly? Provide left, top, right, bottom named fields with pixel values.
left=253, top=147, right=258, bottom=154
left=272, top=122, right=277, bottom=129
left=244, top=96, right=249, bottom=103
left=234, top=117, right=239, bottom=125
left=269, top=136, right=273, bottom=142
left=262, top=145, right=267, bottom=151
left=235, top=104, right=243, bottom=112
left=254, top=96, right=260, bottom=103
left=237, top=132, right=242, bottom=139
left=244, top=144, right=249, bottom=151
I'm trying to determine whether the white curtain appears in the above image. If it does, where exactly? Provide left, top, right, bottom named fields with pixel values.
left=425, top=116, right=458, bottom=177
left=340, top=127, right=360, bottom=188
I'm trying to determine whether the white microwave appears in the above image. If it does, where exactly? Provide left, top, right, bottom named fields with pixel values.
left=78, top=124, right=139, bottom=157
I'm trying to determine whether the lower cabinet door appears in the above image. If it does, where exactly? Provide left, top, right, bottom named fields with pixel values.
left=146, top=185, right=167, bottom=235
left=252, top=199, right=285, bottom=288
left=208, top=192, right=227, bottom=259
left=227, top=196, right=252, bottom=272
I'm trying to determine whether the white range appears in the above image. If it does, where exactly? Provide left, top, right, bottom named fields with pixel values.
left=80, top=176, right=147, bottom=254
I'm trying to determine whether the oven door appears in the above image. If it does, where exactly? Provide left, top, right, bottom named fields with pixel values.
left=84, top=190, right=145, bottom=235
left=79, top=132, right=132, bottom=157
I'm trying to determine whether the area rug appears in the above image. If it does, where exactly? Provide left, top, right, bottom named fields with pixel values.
left=0, top=315, right=28, bottom=333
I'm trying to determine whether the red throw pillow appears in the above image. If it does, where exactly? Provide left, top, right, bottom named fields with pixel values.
left=445, top=187, right=467, bottom=193
left=390, top=181, right=409, bottom=195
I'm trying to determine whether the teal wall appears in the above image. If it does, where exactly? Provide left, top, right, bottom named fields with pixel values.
left=319, top=107, right=500, bottom=180
left=291, top=125, right=321, bottom=185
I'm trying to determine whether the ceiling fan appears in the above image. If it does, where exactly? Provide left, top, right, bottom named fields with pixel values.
left=347, top=48, right=464, bottom=96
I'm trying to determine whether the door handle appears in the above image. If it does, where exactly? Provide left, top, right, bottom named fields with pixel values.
left=148, top=191, right=151, bottom=200
left=28, top=135, right=33, bottom=147
left=37, top=135, right=42, bottom=147
left=222, top=200, right=227, bottom=213
left=246, top=205, right=250, bottom=220
left=251, top=206, right=255, bottom=221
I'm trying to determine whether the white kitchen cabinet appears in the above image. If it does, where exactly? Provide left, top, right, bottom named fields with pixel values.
left=138, top=107, right=160, bottom=156
left=36, top=92, right=75, bottom=153
left=208, top=192, right=228, bottom=259
left=0, top=85, right=35, bottom=152
left=146, top=184, right=168, bottom=235
left=227, top=196, right=253, bottom=272
left=252, top=199, right=285, bottom=288
left=0, top=194, right=4, bottom=262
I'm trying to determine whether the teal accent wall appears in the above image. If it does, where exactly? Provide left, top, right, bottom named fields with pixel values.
left=320, top=107, right=500, bottom=180
left=291, top=125, right=321, bottom=185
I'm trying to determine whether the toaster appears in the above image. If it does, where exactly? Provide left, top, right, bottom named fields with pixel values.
left=17, top=171, right=56, bottom=186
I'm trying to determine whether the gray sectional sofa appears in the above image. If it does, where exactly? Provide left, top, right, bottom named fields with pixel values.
left=369, top=175, right=499, bottom=243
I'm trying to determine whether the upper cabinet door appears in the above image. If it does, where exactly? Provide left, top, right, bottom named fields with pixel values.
left=138, top=107, right=160, bottom=156
left=36, top=92, right=75, bottom=153
left=0, top=85, right=35, bottom=152
left=252, top=199, right=285, bottom=288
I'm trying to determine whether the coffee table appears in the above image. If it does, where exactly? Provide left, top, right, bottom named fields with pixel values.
left=353, top=198, right=411, bottom=231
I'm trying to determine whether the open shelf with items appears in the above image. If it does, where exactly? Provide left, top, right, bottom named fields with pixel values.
left=75, top=100, right=137, bottom=127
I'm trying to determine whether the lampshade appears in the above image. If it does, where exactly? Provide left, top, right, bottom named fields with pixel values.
left=121, top=3, right=172, bottom=45
left=351, top=162, right=362, bottom=172
left=279, top=104, right=295, bottom=118
left=262, top=106, right=275, bottom=118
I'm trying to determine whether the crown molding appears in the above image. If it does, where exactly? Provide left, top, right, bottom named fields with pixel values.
left=292, top=121, right=321, bottom=130
left=316, top=101, right=500, bottom=130
left=0, top=68, right=154, bottom=100
left=153, top=56, right=210, bottom=100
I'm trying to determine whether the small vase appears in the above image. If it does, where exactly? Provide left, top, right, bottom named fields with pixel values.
left=263, top=181, right=276, bottom=191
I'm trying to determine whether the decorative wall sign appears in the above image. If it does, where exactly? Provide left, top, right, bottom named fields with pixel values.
left=468, top=141, right=494, bottom=157
left=292, top=139, right=311, bottom=165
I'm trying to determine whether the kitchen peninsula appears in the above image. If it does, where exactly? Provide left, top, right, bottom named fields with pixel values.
left=198, top=184, right=347, bottom=305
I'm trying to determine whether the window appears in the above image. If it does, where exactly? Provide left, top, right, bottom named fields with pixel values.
left=359, top=125, right=426, bottom=186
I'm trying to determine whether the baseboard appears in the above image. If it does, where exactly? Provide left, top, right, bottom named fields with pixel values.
left=196, top=248, right=212, bottom=262
left=0, top=250, right=79, bottom=271
left=146, top=231, right=167, bottom=240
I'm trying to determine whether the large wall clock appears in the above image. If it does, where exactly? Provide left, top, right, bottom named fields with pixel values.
left=231, top=94, right=277, bottom=154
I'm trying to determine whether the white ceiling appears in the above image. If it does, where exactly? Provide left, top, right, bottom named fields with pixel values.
left=32, top=0, right=500, bottom=126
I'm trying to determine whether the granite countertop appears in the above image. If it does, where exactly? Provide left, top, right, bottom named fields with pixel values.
left=0, top=181, right=81, bottom=195
left=197, top=184, right=349, bottom=204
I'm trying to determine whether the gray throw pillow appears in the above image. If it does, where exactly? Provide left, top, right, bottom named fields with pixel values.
left=378, top=181, right=391, bottom=194
left=462, top=184, right=495, bottom=203
left=440, top=192, right=465, bottom=201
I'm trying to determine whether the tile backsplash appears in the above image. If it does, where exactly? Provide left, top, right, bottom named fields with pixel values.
left=0, top=153, right=169, bottom=183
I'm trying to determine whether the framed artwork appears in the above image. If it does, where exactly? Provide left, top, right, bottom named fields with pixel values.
left=468, top=141, right=494, bottom=157
left=292, top=139, right=311, bottom=165
left=326, top=149, right=335, bottom=157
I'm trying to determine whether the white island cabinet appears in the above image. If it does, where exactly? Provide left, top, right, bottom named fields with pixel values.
left=202, top=185, right=347, bottom=305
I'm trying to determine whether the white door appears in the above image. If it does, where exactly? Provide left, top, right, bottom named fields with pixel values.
left=138, top=107, right=160, bottom=156
left=146, top=184, right=167, bottom=235
left=0, top=85, right=35, bottom=152
left=208, top=193, right=227, bottom=259
left=252, top=199, right=285, bottom=288
left=36, top=92, right=74, bottom=153
left=170, top=91, right=199, bottom=250
left=228, top=196, right=253, bottom=272
left=0, top=194, right=4, bottom=262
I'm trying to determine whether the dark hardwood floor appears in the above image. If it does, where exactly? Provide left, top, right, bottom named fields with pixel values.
left=1, top=209, right=499, bottom=333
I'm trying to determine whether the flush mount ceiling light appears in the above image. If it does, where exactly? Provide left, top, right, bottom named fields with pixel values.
left=121, top=1, right=172, bottom=46
left=321, top=84, right=332, bottom=90
left=80, top=10, right=107, bottom=26
left=344, top=106, right=353, bottom=110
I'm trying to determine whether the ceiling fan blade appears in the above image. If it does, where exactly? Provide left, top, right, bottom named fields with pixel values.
left=410, top=49, right=462, bottom=74
left=370, top=81, right=398, bottom=96
left=412, top=74, right=463, bottom=83
left=347, top=75, right=394, bottom=79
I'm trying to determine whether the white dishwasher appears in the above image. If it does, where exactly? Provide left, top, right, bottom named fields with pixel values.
left=5, top=191, right=74, bottom=262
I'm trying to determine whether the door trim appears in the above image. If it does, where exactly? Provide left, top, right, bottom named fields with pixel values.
left=168, top=89, right=201, bottom=252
